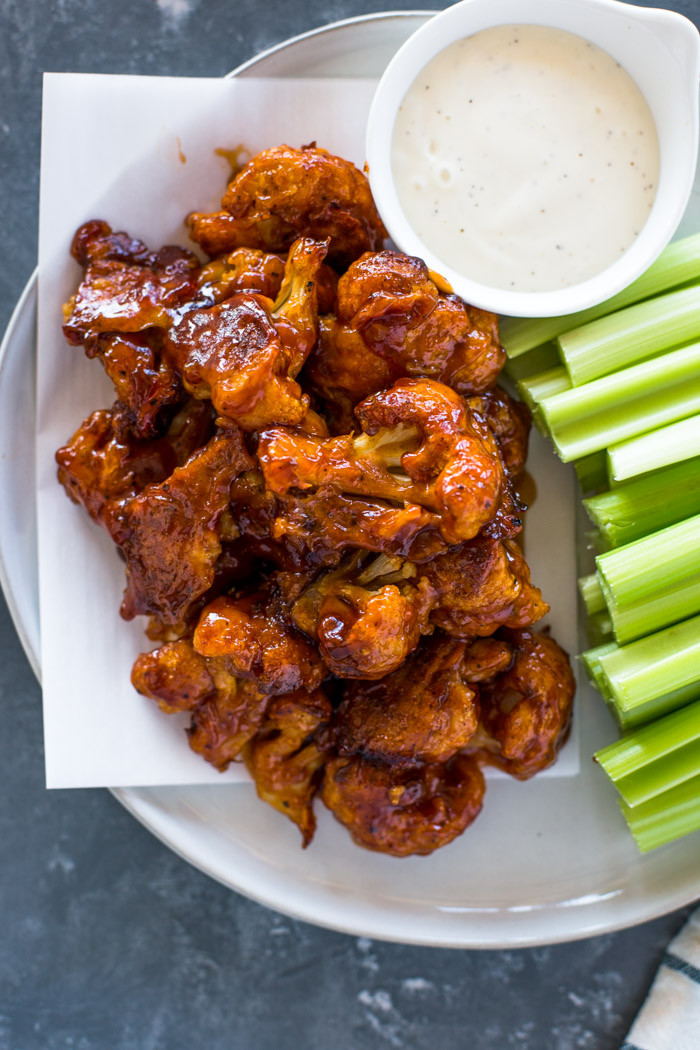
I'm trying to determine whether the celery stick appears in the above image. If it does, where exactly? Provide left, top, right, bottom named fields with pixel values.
left=604, top=730, right=700, bottom=810
left=595, top=514, right=700, bottom=610
left=583, top=458, right=700, bottom=547
left=558, top=285, right=700, bottom=386
left=574, top=452, right=608, bottom=494
left=618, top=682, right=700, bottom=730
left=504, top=342, right=560, bottom=382
left=610, top=577, right=700, bottom=645
left=541, top=341, right=700, bottom=429
left=581, top=642, right=617, bottom=696
left=546, top=377, right=700, bottom=462
left=616, top=740, right=700, bottom=807
left=517, top=367, right=572, bottom=412
left=595, top=698, right=700, bottom=784
left=499, top=233, right=700, bottom=357
left=620, top=773, right=700, bottom=851
left=607, top=415, right=700, bottom=483
left=598, top=615, right=700, bottom=718
left=579, top=574, right=606, bottom=616
left=539, top=342, right=700, bottom=460
left=586, top=610, right=613, bottom=646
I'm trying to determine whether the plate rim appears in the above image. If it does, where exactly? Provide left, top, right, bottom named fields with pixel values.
left=3, top=10, right=698, bottom=948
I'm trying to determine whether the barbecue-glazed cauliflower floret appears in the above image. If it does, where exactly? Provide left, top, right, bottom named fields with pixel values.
left=163, top=236, right=327, bottom=430
left=187, top=144, right=386, bottom=267
left=131, top=637, right=270, bottom=770
left=321, top=752, right=485, bottom=857
left=422, top=536, right=549, bottom=637
left=291, top=552, right=434, bottom=679
left=55, top=399, right=215, bottom=526
left=272, top=490, right=448, bottom=567
left=103, top=427, right=252, bottom=625
left=193, top=589, right=326, bottom=695
left=245, top=688, right=332, bottom=846
left=259, top=377, right=506, bottom=546
left=472, top=628, right=575, bottom=779
left=468, top=387, right=532, bottom=480
left=63, top=220, right=200, bottom=341
left=331, top=635, right=480, bottom=766
left=305, top=251, right=505, bottom=423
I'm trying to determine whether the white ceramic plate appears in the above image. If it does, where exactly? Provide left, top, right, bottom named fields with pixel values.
left=2, top=12, right=699, bottom=948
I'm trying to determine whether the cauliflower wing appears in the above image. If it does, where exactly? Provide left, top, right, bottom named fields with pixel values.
left=163, top=237, right=327, bottom=429
left=272, top=491, right=447, bottom=566
left=473, top=628, right=575, bottom=779
left=291, top=553, right=435, bottom=679
left=422, top=536, right=549, bottom=637
left=259, top=377, right=505, bottom=546
left=332, top=635, right=480, bottom=765
left=187, top=144, right=386, bottom=267
left=245, top=688, right=332, bottom=846
left=104, top=428, right=253, bottom=625
left=321, top=752, right=485, bottom=857
left=55, top=399, right=215, bottom=525
left=63, top=221, right=199, bottom=342
left=193, top=590, right=326, bottom=695
left=305, top=251, right=505, bottom=419
left=131, top=638, right=270, bottom=769
left=84, top=330, right=183, bottom=439
left=468, top=387, right=532, bottom=480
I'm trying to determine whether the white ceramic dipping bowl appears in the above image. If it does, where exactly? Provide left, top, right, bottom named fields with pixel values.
left=366, top=0, right=700, bottom=317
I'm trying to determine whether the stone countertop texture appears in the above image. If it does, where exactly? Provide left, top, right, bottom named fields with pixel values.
left=0, top=1, right=698, bottom=1047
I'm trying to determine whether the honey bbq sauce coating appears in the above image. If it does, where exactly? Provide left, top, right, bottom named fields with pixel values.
left=56, top=141, right=576, bottom=857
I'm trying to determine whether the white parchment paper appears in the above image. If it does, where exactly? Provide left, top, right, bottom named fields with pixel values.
left=37, top=72, right=579, bottom=788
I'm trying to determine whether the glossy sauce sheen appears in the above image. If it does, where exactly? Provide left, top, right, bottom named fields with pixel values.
left=392, top=24, right=660, bottom=292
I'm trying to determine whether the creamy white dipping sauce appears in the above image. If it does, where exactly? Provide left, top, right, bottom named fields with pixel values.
left=391, top=24, right=660, bottom=292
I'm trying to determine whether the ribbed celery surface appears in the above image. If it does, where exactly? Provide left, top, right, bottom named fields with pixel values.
left=608, top=578, right=700, bottom=645
left=592, top=616, right=700, bottom=724
left=539, top=344, right=700, bottom=461
left=596, top=514, right=700, bottom=611
left=620, top=774, right=700, bottom=852
left=517, top=367, right=572, bottom=412
left=504, top=342, right=560, bottom=381
left=607, top=415, right=700, bottom=482
left=500, top=233, right=700, bottom=357
left=596, top=699, right=700, bottom=807
left=574, top=452, right=608, bottom=494
left=557, top=285, right=700, bottom=386
left=583, top=459, right=700, bottom=546
left=579, top=574, right=606, bottom=616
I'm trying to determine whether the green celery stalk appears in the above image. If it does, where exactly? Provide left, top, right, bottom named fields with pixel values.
left=586, top=610, right=613, bottom=646
left=557, top=285, right=700, bottom=386
left=579, top=574, right=606, bottom=616
left=595, top=700, right=700, bottom=808
left=504, top=342, right=560, bottom=382
left=595, top=698, right=700, bottom=782
left=581, top=642, right=618, bottom=697
left=609, top=577, right=700, bottom=645
left=583, top=459, right=700, bottom=547
left=499, top=233, right=700, bottom=357
left=597, top=615, right=700, bottom=720
left=574, top=452, right=609, bottom=494
left=619, top=773, right=700, bottom=851
left=541, top=341, right=700, bottom=429
left=539, top=345, right=700, bottom=461
left=517, top=366, right=572, bottom=412
left=607, top=415, right=700, bottom=483
left=595, top=514, right=700, bottom=610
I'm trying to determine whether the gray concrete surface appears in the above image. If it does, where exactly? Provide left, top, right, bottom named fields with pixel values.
left=0, top=1, right=698, bottom=1047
